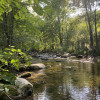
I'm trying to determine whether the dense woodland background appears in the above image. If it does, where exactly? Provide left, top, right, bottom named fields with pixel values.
left=0, top=0, right=100, bottom=56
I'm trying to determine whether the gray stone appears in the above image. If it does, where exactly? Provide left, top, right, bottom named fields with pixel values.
left=30, top=63, right=46, bottom=70
left=15, top=78, right=33, bottom=98
left=61, top=53, right=71, bottom=58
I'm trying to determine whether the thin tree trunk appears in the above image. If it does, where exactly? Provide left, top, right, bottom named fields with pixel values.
left=62, top=19, right=64, bottom=43
left=66, top=24, right=68, bottom=45
left=94, top=9, right=98, bottom=50
left=58, top=16, right=63, bottom=46
left=85, top=2, right=93, bottom=49
left=8, top=10, right=14, bottom=46
left=65, top=16, right=68, bottom=46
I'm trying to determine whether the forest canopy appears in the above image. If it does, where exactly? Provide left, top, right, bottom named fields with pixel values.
left=0, top=0, right=100, bottom=55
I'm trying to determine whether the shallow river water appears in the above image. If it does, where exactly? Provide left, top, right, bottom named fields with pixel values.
left=27, top=59, right=100, bottom=100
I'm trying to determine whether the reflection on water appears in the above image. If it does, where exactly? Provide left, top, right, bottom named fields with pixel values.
left=28, top=60, right=100, bottom=100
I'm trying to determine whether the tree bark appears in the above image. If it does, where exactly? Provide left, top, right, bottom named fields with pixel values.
left=58, top=16, right=63, bottom=46
left=94, top=9, right=98, bottom=50
left=2, top=10, right=14, bottom=47
left=8, top=10, right=14, bottom=46
left=2, top=12, right=9, bottom=47
left=85, top=2, right=93, bottom=50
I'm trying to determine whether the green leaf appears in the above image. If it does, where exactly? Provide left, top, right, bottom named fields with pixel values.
left=0, top=72, right=16, bottom=85
left=27, top=61, right=31, bottom=66
left=4, top=52, right=8, bottom=55
left=34, top=0, right=39, bottom=5
left=0, top=7, right=4, bottom=15
left=15, top=62, right=19, bottom=70
left=1, top=59, right=8, bottom=64
left=4, top=87, right=9, bottom=93
left=11, top=59, right=16, bottom=63
left=4, top=60, right=8, bottom=65
left=5, top=48, right=10, bottom=51
left=11, top=48, right=16, bottom=52
left=15, top=14, right=19, bottom=20
left=4, top=70, right=9, bottom=72
left=9, top=52, right=13, bottom=55
left=10, top=46, right=15, bottom=48
left=17, top=49, right=21, bottom=52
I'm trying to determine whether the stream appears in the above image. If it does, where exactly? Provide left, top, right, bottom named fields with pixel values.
left=26, top=58, right=100, bottom=100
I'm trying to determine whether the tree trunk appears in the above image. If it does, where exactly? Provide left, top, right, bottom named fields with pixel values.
left=8, top=10, right=14, bottom=46
left=62, top=19, right=64, bottom=44
left=66, top=24, right=68, bottom=45
left=94, top=9, right=98, bottom=52
left=2, top=10, right=14, bottom=47
left=65, top=16, right=68, bottom=46
left=58, top=16, right=63, bottom=46
left=2, top=12, right=9, bottom=47
left=85, top=2, right=93, bottom=50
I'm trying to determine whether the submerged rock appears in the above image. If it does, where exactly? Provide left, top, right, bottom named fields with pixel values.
left=28, top=63, right=46, bottom=70
left=55, top=59, right=61, bottom=62
left=41, top=57, right=48, bottom=60
left=19, top=72, right=31, bottom=78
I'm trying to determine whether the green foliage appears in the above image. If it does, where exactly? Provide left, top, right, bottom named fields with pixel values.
left=33, top=3, right=44, bottom=15
left=0, top=72, right=16, bottom=85
left=0, top=46, right=31, bottom=71
left=0, top=0, right=100, bottom=55
left=0, top=46, right=32, bottom=84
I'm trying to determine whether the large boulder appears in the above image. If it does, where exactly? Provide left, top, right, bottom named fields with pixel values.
left=15, top=78, right=33, bottom=98
left=27, top=63, right=46, bottom=70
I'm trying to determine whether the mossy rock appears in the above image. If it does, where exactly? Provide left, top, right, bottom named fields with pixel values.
left=8, top=85, right=19, bottom=96
left=0, top=84, right=19, bottom=100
